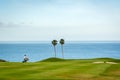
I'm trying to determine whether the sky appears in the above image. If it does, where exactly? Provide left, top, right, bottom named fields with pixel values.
left=0, top=0, right=120, bottom=41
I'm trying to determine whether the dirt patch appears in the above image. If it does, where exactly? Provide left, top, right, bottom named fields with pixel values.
left=93, top=62, right=118, bottom=64
left=93, top=62, right=104, bottom=64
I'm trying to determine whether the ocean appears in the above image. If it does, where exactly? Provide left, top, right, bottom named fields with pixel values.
left=0, top=42, right=120, bottom=62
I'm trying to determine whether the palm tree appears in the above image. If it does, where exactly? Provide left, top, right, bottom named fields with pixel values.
left=60, top=39, right=65, bottom=59
left=52, top=40, right=58, bottom=57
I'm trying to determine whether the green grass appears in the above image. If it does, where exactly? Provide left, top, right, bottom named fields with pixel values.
left=0, top=58, right=120, bottom=80
left=40, top=57, right=66, bottom=62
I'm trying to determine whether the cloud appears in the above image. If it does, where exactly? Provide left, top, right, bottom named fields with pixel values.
left=0, top=22, right=3, bottom=25
left=0, top=21, right=34, bottom=28
left=0, top=22, right=5, bottom=27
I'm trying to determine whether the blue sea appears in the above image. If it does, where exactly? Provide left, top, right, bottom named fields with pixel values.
left=0, top=41, right=120, bottom=62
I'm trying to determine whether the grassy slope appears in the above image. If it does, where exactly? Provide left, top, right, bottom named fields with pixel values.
left=0, top=58, right=120, bottom=80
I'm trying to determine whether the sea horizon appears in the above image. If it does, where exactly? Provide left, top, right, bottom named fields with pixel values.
left=0, top=41, right=120, bottom=44
left=0, top=41, right=120, bottom=62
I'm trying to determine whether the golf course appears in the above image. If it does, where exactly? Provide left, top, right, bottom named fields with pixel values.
left=0, top=58, right=120, bottom=80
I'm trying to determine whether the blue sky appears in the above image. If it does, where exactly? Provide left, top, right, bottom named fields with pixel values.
left=0, top=0, right=120, bottom=41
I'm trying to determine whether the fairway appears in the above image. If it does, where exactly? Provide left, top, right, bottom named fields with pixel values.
left=0, top=58, right=120, bottom=80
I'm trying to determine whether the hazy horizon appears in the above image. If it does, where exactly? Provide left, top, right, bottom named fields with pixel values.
left=0, top=40, right=120, bottom=44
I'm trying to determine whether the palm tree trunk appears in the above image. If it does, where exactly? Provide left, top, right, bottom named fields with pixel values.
left=54, top=46, right=56, bottom=57
left=61, top=45, right=64, bottom=59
